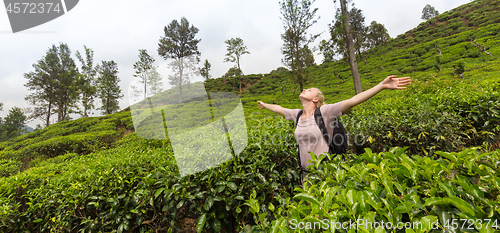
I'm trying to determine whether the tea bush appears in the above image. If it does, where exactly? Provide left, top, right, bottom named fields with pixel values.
left=247, top=147, right=500, bottom=232
left=0, top=116, right=302, bottom=232
left=0, top=110, right=132, bottom=177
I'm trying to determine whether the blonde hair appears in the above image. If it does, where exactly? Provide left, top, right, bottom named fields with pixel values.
left=313, top=88, right=325, bottom=108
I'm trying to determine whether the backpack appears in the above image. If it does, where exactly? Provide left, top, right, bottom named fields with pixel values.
left=295, top=106, right=347, bottom=171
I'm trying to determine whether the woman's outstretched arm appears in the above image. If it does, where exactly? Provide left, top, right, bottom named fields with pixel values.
left=257, top=101, right=285, bottom=116
left=340, top=75, right=411, bottom=114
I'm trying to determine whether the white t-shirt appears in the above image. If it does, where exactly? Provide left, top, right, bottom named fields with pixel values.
left=284, top=102, right=343, bottom=169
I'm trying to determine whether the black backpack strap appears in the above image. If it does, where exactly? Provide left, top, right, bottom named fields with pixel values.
left=313, top=107, right=334, bottom=162
left=295, top=110, right=306, bottom=172
left=296, top=110, right=303, bottom=125
left=314, top=107, right=348, bottom=158
left=313, top=107, right=330, bottom=147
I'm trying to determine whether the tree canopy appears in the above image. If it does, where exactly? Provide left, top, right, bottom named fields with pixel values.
left=280, top=0, right=319, bottom=92
left=422, top=4, right=439, bottom=21
left=133, top=49, right=156, bottom=100
left=24, top=43, right=79, bottom=125
left=158, top=17, right=201, bottom=103
left=75, top=45, right=98, bottom=118
left=0, top=107, right=27, bottom=142
left=224, top=37, right=250, bottom=93
left=200, top=59, right=211, bottom=80
left=97, top=60, right=122, bottom=115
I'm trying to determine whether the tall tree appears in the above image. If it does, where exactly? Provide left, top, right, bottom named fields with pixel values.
left=133, top=49, right=155, bottom=99
left=422, top=4, right=439, bottom=21
left=147, top=66, right=164, bottom=96
left=97, top=61, right=122, bottom=115
left=75, top=45, right=98, bottom=118
left=326, top=6, right=367, bottom=60
left=53, top=43, right=79, bottom=122
left=167, top=55, right=198, bottom=95
left=0, top=107, right=27, bottom=141
left=224, top=38, right=250, bottom=93
left=337, top=0, right=362, bottom=94
left=199, top=59, right=211, bottom=80
left=349, top=7, right=368, bottom=61
left=158, top=17, right=201, bottom=103
left=24, top=50, right=56, bottom=127
left=280, top=0, right=319, bottom=92
left=367, top=21, right=390, bottom=47
left=24, top=43, right=79, bottom=125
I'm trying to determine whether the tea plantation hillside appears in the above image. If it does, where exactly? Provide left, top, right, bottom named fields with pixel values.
left=1, top=0, right=499, bottom=231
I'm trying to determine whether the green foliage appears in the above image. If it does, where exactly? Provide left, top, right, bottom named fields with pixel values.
left=24, top=42, right=79, bottom=123
left=0, top=110, right=131, bottom=178
left=0, top=159, right=21, bottom=177
left=280, top=0, right=319, bottom=91
left=97, top=60, right=122, bottom=115
left=0, top=106, right=27, bottom=142
left=342, top=76, right=500, bottom=155
left=0, top=116, right=300, bottom=232
left=249, top=147, right=500, bottom=232
left=75, top=45, right=98, bottom=118
left=158, top=17, right=201, bottom=61
left=132, top=49, right=156, bottom=100
left=199, top=59, right=211, bottom=80
left=422, top=4, right=440, bottom=21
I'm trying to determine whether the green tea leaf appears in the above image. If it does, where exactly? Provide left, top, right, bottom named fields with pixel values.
left=447, top=196, right=475, bottom=216
left=435, top=151, right=457, bottom=162
left=423, top=197, right=449, bottom=206
left=227, top=182, right=238, bottom=191
left=438, top=182, right=456, bottom=197
left=196, top=214, right=206, bottom=233
left=259, top=213, right=267, bottom=223
left=294, top=193, right=320, bottom=206
left=155, top=188, right=165, bottom=199
left=204, top=196, right=214, bottom=211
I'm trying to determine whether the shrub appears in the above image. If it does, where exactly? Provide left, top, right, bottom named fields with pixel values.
left=247, top=147, right=500, bottom=232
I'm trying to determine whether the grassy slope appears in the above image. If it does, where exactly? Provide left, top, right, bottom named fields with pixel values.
left=0, top=0, right=499, bottom=231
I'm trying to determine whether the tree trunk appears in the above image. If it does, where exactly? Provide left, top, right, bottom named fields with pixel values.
left=178, top=58, right=184, bottom=103
left=340, top=0, right=362, bottom=94
left=144, top=73, right=147, bottom=100
left=106, top=94, right=111, bottom=114
left=357, top=48, right=363, bottom=63
left=237, top=58, right=242, bottom=94
left=83, top=93, right=88, bottom=118
left=58, top=101, right=63, bottom=122
left=46, top=102, right=52, bottom=127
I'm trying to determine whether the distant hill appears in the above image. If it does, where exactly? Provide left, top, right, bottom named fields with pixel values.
left=21, top=125, right=34, bottom=133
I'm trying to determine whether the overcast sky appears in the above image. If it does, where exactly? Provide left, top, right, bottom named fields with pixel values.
left=0, top=0, right=471, bottom=127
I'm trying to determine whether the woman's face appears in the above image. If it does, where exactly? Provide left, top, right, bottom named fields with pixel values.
left=299, top=88, right=319, bottom=102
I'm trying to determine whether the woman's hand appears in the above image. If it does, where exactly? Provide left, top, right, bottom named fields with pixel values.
left=340, top=75, right=411, bottom=114
left=257, top=101, right=265, bottom=110
left=381, top=75, right=411, bottom=90
left=257, top=101, right=285, bottom=116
